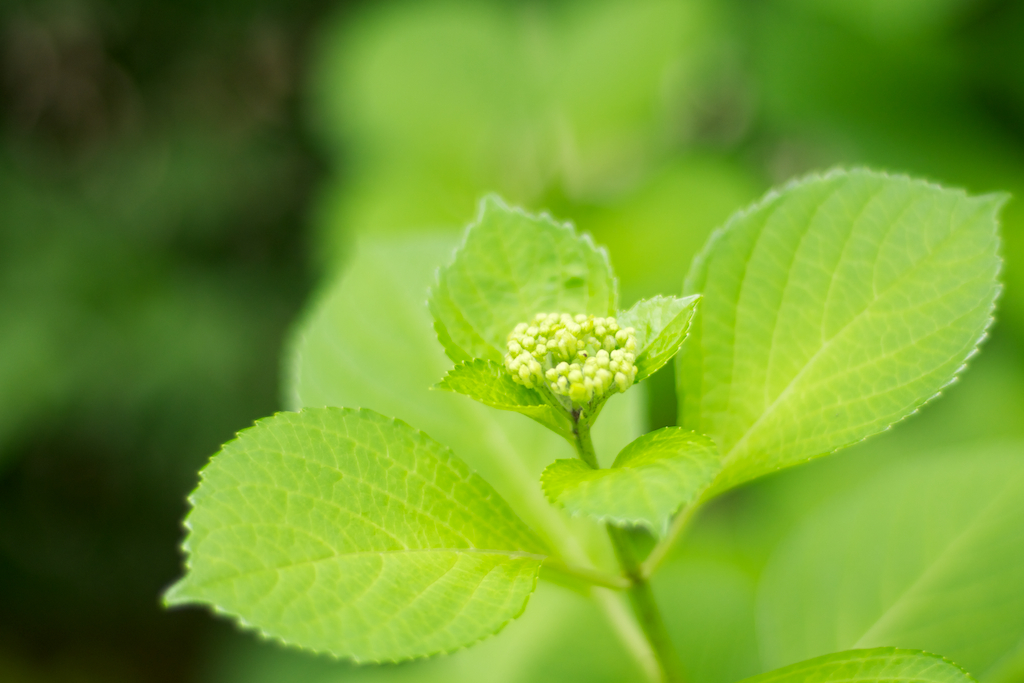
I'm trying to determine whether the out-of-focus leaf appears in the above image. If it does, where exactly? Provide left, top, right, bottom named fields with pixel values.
left=653, top=557, right=761, bottom=683
left=308, top=0, right=724, bottom=254
left=737, top=649, right=975, bottom=683
left=779, top=0, right=974, bottom=43
left=646, top=338, right=1024, bottom=683
left=547, top=0, right=721, bottom=197
left=0, top=151, right=295, bottom=467
left=757, top=445, right=1024, bottom=681
left=679, top=169, right=1003, bottom=496
left=576, top=157, right=764, bottom=305
left=166, top=408, right=546, bottom=662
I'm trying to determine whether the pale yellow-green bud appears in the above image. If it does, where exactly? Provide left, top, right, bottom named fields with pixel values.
left=615, top=372, right=629, bottom=392
left=503, top=311, right=640, bottom=406
left=569, top=382, right=591, bottom=403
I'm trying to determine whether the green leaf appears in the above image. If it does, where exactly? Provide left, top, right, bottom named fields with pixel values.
left=737, top=649, right=975, bottom=683
left=165, top=407, right=548, bottom=663
left=757, top=445, right=1024, bottom=681
left=541, top=428, right=720, bottom=531
left=202, top=581, right=649, bottom=683
left=430, top=195, right=618, bottom=362
left=678, top=169, right=1004, bottom=495
left=437, top=359, right=574, bottom=440
left=619, top=294, right=701, bottom=381
left=285, top=233, right=644, bottom=567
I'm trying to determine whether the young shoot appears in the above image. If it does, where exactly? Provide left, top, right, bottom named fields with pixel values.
left=165, top=174, right=1006, bottom=683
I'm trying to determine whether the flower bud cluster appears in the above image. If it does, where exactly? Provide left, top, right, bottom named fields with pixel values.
left=504, top=312, right=638, bottom=405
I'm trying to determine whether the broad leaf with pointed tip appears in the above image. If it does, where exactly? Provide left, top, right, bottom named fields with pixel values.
left=541, top=428, right=720, bottom=532
left=165, top=408, right=548, bottom=663
left=618, top=294, right=701, bottom=381
left=678, top=169, right=1003, bottom=496
left=737, top=648, right=975, bottom=683
left=430, top=196, right=618, bottom=363
left=437, top=359, right=574, bottom=440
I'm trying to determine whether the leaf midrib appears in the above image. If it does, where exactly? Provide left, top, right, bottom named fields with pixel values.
left=851, top=470, right=1024, bottom=648
left=190, top=546, right=545, bottom=589
left=721, top=192, right=969, bottom=466
left=253, top=440, right=531, bottom=552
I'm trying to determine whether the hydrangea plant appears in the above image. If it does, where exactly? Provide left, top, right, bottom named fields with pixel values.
left=165, top=169, right=1006, bottom=683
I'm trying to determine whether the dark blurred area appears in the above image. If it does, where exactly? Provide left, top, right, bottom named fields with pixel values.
left=0, top=0, right=332, bottom=680
left=2, top=0, right=1024, bottom=681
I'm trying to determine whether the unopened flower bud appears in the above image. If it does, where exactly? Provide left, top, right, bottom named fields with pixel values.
left=504, top=311, right=640, bottom=405
left=615, top=372, right=629, bottom=392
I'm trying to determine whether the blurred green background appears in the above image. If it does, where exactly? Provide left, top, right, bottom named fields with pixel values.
left=1, top=0, right=1022, bottom=681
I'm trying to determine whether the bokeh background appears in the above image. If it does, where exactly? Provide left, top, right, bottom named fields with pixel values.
left=1, top=0, right=1023, bottom=681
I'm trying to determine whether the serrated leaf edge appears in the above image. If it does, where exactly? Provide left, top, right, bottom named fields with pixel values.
left=428, top=195, right=621, bottom=362
left=539, top=459, right=689, bottom=533
left=467, top=194, right=620, bottom=315
left=436, top=358, right=545, bottom=405
left=625, top=293, right=702, bottom=382
left=167, top=555, right=543, bottom=665
left=683, top=167, right=1006, bottom=495
left=163, top=406, right=548, bottom=664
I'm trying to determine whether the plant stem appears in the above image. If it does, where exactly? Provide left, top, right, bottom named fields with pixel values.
left=607, top=525, right=685, bottom=683
left=569, top=415, right=684, bottom=682
left=640, top=501, right=699, bottom=579
left=571, top=411, right=600, bottom=468
left=542, top=558, right=631, bottom=590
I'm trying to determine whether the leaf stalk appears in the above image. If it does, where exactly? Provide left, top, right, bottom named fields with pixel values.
left=570, top=418, right=685, bottom=683
left=542, top=558, right=631, bottom=590
left=640, top=501, right=699, bottom=579
left=570, top=411, right=600, bottom=469
left=607, top=525, right=686, bottom=683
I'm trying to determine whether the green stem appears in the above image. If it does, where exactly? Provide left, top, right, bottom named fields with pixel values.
left=607, top=525, right=685, bottom=683
left=571, top=413, right=599, bottom=469
left=640, top=501, right=699, bottom=579
left=542, top=558, right=631, bottom=590
left=568, top=413, right=683, bottom=682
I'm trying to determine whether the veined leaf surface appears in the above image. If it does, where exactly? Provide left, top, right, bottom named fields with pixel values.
left=430, top=196, right=617, bottom=362
left=205, top=581, right=649, bottom=683
left=618, top=294, right=701, bottom=381
left=678, top=169, right=1003, bottom=494
left=166, top=408, right=547, bottom=663
left=738, top=648, right=975, bottom=683
left=757, top=446, right=1024, bottom=681
left=437, top=359, right=574, bottom=440
left=541, top=428, right=720, bottom=531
